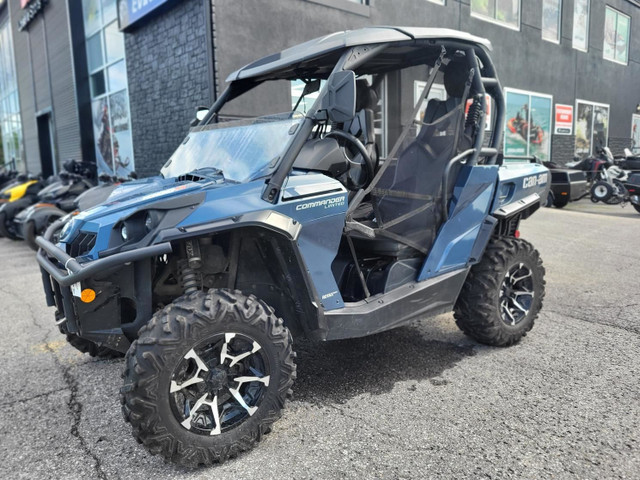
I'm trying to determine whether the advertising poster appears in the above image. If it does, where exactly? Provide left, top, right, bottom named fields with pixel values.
left=554, top=104, right=573, bottom=135
left=575, top=100, right=609, bottom=157
left=92, top=98, right=114, bottom=177
left=529, top=95, right=552, bottom=162
left=109, top=91, right=135, bottom=177
left=632, top=114, right=640, bottom=154
left=504, top=90, right=530, bottom=158
left=504, top=89, right=552, bottom=162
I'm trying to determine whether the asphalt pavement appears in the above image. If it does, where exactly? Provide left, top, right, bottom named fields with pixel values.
left=0, top=201, right=639, bottom=479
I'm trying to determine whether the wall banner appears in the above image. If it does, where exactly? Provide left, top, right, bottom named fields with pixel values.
left=118, top=0, right=174, bottom=30
left=554, top=104, right=573, bottom=135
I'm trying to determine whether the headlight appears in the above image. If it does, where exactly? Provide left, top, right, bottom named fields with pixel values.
left=121, top=224, right=128, bottom=241
left=60, top=219, right=74, bottom=239
left=144, top=212, right=153, bottom=231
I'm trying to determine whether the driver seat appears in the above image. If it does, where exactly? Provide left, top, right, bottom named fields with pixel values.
left=345, top=79, right=378, bottom=166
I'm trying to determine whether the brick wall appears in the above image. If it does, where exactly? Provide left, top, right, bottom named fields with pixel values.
left=124, top=0, right=212, bottom=178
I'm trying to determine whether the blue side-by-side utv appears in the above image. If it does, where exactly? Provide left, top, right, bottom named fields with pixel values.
left=37, top=27, right=548, bottom=466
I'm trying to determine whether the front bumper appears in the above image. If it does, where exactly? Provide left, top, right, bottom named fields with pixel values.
left=36, top=232, right=172, bottom=352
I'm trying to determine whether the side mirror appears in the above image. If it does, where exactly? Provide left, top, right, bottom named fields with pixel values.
left=190, top=106, right=210, bottom=127
left=322, top=70, right=356, bottom=123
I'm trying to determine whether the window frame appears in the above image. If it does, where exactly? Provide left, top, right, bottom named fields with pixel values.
left=572, top=0, right=590, bottom=52
left=602, top=5, right=630, bottom=66
left=82, top=0, right=135, bottom=177
left=541, top=0, right=563, bottom=44
left=470, top=0, right=521, bottom=32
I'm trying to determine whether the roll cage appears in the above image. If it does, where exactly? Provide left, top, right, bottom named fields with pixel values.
left=198, top=35, right=505, bottom=206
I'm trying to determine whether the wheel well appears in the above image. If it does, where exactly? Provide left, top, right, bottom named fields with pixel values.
left=152, top=227, right=318, bottom=338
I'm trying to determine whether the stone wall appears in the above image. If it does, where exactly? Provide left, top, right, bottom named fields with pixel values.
left=124, top=0, right=212, bottom=178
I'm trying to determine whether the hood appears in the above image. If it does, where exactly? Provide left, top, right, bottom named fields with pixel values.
left=76, top=176, right=224, bottom=222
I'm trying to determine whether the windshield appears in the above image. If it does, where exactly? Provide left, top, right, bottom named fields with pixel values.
left=161, top=113, right=303, bottom=182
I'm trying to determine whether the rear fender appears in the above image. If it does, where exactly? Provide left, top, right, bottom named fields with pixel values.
left=24, top=205, right=67, bottom=231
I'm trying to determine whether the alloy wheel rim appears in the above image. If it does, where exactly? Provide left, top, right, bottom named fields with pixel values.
left=499, top=263, right=534, bottom=326
left=169, top=332, right=270, bottom=436
left=594, top=185, right=608, bottom=198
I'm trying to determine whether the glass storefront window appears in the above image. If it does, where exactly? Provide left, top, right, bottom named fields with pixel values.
left=471, top=0, right=520, bottom=29
left=541, top=0, right=562, bottom=43
left=603, top=7, right=630, bottom=65
left=82, top=0, right=102, bottom=36
left=0, top=18, right=24, bottom=170
left=572, top=0, right=590, bottom=51
left=82, top=0, right=135, bottom=177
left=104, top=22, right=124, bottom=63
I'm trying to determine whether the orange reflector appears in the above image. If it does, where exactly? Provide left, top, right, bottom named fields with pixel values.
left=514, top=230, right=521, bottom=239
left=561, top=192, right=568, bottom=195
left=80, top=289, right=96, bottom=303
left=35, top=203, right=55, bottom=208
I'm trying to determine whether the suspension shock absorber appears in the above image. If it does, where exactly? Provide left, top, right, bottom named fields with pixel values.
left=465, top=93, right=484, bottom=137
left=178, top=260, right=199, bottom=295
left=178, top=239, right=203, bottom=295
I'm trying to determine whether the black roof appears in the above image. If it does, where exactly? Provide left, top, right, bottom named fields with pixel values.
left=226, top=27, right=492, bottom=82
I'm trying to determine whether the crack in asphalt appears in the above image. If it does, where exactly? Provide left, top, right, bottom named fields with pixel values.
left=0, top=387, right=68, bottom=408
left=5, top=281, right=111, bottom=480
left=44, top=341, right=110, bottom=480
left=546, top=308, right=640, bottom=336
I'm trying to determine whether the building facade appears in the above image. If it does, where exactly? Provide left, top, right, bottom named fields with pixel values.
left=0, top=0, right=639, bottom=176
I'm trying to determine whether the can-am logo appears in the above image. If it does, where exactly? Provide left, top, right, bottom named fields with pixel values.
left=295, top=196, right=345, bottom=211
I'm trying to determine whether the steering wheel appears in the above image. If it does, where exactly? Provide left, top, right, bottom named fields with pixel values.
left=326, top=130, right=375, bottom=190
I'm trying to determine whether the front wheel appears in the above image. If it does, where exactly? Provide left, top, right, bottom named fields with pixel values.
left=454, top=237, right=545, bottom=347
left=0, top=212, right=19, bottom=240
left=633, top=203, right=640, bottom=215
left=544, top=191, right=554, bottom=208
left=120, top=289, right=296, bottom=466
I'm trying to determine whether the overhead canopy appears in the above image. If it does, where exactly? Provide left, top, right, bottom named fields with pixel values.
left=226, top=27, right=492, bottom=83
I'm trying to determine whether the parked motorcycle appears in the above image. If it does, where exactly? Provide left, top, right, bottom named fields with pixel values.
left=566, top=146, right=614, bottom=184
left=15, top=160, right=97, bottom=249
left=590, top=167, right=640, bottom=214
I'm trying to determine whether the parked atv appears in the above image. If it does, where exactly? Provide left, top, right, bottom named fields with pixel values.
left=0, top=175, right=46, bottom=239
left=37, top=28, right=547, bottom=466
left=14, top=160, right=96, bottom=250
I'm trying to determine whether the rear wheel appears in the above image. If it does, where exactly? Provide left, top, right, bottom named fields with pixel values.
left=454, top=237, right=545, bottom=347
left=633, top=204, right=640, bottom=214
left=591, top=181, right=613, bottom=203
left=553, top=198, right=568, bottom=208
left=120, top=289, right=296, bottom=466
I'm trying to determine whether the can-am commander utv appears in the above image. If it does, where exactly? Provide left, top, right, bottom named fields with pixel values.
left=37, top=27, right=548, bottom=466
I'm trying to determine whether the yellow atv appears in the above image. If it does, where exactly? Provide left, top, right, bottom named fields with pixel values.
left=0, top=176, right=45, bottom=239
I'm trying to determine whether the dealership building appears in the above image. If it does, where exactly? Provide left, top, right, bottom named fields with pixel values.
left=0, top=0, right=639, bottom=177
